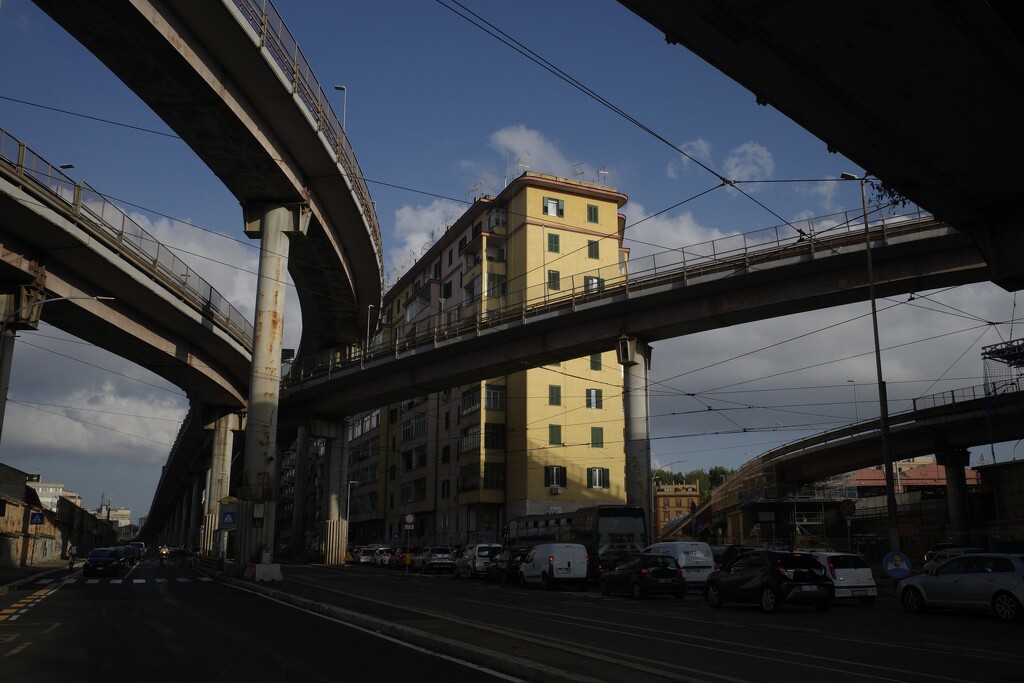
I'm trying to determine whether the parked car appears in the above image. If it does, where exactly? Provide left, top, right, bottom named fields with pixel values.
left=518, top=543, right=588, bottom=590
left=805, top=551, right=877, bottom=605
left=414, top=547, right=455, bottom=574
left=921, top=547, right=987, bottom=572
left=922, top=542, right=953, bottom=565
left=600, top=552, right=686, bottom=600
left=897, top=553, right=1024, bottom=622
left=486, top=547, right=530, bottom=584
left=129, top=541, right=147, bottom=557
left=645, top=541, right=714, bottom=586
left=454, top=543, right=503, bottom=578
left=703, top=550, right=834, bottom=613
left=356, top=547, right=376, bottom=565
left=388, top=547, right=419, bottom=570
left=372, top=547, right=393, bottom=567
left=82, top=548, right=121, bottom=577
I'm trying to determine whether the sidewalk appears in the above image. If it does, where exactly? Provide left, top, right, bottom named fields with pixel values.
left=0, top=559, right=68, bottom=595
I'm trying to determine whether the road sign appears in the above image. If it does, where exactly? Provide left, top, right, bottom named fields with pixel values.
left=882, top=551, right=912, bottom=579
left=840, top=499, right=857, bottom=517
left=404, top=513, right=415, bottom=524
left=220, top=503, right=238, bottom=530
left=29, top=511, right=45, bottom=525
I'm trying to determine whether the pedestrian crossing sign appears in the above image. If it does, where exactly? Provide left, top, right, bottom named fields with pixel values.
left=30, top=511, right=45, bottom=525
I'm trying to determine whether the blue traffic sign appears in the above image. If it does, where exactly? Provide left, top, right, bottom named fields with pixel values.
left=29, top=511, right=45, bottom=525
left=882, top=550, right=912, bottom=579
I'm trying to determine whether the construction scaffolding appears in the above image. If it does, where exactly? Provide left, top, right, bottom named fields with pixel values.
left=982, top=338, right=1024, bottom=396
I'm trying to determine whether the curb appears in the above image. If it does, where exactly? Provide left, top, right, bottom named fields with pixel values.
left=0, top=566, right=68, bottom=595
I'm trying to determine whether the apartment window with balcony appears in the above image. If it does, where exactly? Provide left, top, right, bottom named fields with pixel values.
left=460, top=425, right=481, bottom=455
left=544, top=465, right=567, bottom=487
left=401, top=413, right=427, bottom=441
left=548, top=424, right=562, bottom=446
left=484, top=423, right=506, bottom=449
left=484, top=384, right=506, bottom=411
left=542, top=197, right=564, bottom=217
left=587, top=467, right=610, bottom=489
left=486, top=273, right=507, bottom=297
left=483, top=462, right=505, bottom=489
left=586, top=388, right=603, bottom=409
left=548, top=385, right=561, bottom=406
left=590, top=353, right=602, bottom=371
left=547, top=270, right=561, bottom=291
left=587, top=205, right=599, bottom=224
left=458, top=236, right=467, bottom=253
left=547, top=232, right=560, bottom=253
left=591, top=426, right=604, bottom=448
left=460, top=387, right=481, bottom=416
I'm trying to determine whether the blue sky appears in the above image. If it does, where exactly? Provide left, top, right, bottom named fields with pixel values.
left=0, top=0, right=1019, bottom=520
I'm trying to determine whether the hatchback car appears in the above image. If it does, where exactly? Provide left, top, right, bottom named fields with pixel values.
left=806, top=551, right=877, bottom=605
left=897, top=553, right=1024, bottom=622
left=704, top=550, right=834, bottom=613
left=454, top=543, right=503, bottom=578
left=82, top=548, right=121, bottom=577
left=485, top=547, right=530, bottom=584
left=921, top=547, right=987, bottom=572
left=415, top=547, right=455, bottom=573
left=600, top=552, right=686, bottom=600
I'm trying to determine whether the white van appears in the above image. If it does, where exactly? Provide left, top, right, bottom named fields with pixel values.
left=518, top=543, right=588, bottom=590
left=645, top=541, right=715, bottom=586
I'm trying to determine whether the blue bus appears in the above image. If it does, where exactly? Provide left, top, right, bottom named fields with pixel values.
left=503, top=505, right=647, bottom=581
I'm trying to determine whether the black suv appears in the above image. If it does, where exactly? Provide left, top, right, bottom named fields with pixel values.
left=703, top=550, right=834, bottom=613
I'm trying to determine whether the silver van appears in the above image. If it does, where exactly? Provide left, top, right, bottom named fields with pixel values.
left=645, top=541, right=715, bottom=586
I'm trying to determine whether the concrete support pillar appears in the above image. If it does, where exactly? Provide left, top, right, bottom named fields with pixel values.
left=619, top=338, right=653, bottom=543
left=178, top=488, right=190, bottom=547
left=187, top=477, right=201, bottom=549
left=311, top=419, right=348, bottom=567
left=288, top=426, right=310, bottom=557
left=936, top=446, right=971, bottom=545
left=238, top=203, right=308, bottom=569
left=207, top=412, right=238, bottom=557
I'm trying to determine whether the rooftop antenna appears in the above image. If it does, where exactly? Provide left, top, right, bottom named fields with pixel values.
left=572, top=163, right=585, bottom=178
left=598, top=165, right=609, bottom=184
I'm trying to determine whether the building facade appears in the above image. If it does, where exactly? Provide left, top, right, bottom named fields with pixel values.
left=347, top=172, right=631, bottom=548
left=653, top=481, right=701, bottom=540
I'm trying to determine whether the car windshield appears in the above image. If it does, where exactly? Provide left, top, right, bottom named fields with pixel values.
left=478, top=546, right=501, bottom=557
left=828, top=554, right=869, bottom=569
left=431, top=547, right=450, bottom=554
left=642, top=555, right=680, bottom=569
left=89, top=549, right=116, bottom=559
left=779, top=554, right=823, bottom=569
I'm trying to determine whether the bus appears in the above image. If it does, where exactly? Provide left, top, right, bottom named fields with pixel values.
left=503, top=505, right=647, bottom=581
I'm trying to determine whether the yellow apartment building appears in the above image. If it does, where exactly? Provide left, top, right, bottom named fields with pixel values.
left=346, top=172, right=632, bottom=547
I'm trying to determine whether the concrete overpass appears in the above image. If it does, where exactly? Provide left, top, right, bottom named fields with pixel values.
left=618, top=0, right=1024, bottom=292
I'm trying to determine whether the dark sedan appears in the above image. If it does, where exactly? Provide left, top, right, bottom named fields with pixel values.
left=703, top=550, right=833, bottom=613
left=82, top=548, right=121, bottom=577
left=485, top=547, right=529, bottom=584
left=600, top=553, right=686, bottom=600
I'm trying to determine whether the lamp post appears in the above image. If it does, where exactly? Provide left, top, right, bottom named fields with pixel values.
left=365, top=304, right=377, bottom=356
left=650, top=459, right=688, bottom=542
left=841, top=172, right=900, bottom=552
left=333, top=85, right=347, bottom=132
left=1, top=294, right=114, bottom=444
left=847, top=379, right=859, bottom=423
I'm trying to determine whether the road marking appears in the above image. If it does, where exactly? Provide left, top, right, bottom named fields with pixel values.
left=86, top=579, right=99, bottom=584
left=199, top=577, right=213, bottom=582
left=176, top=578, right=190, bottom=582
left=110, top=580, right=123, bottom=584
left=4, top=641, right=30, bottom=657
left=37, top=579, right=54, bottom=584
left=155, top=578, right=167, bottom=583
left=133, top=579, right=146, bottom=584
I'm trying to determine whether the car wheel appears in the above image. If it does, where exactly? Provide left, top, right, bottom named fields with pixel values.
left=760, top=586, right=780, bottom=613
left=541, top=571, right=553, bottom=591
left=704, top=582, right=723, bottom=608
left=860, top=596, right=876, bottom=607
left=630, top=582, right=644, bottom=600
left=814, top=599, right=832, bottom=612
left=901, top=586, right=925, bottom=614
left=600, top=579, right=610, bottom=596
left=992, top=591, right=1022, bottom=622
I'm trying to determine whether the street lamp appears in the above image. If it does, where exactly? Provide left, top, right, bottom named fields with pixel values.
left=333, top=85, right=347, bottom=131
left=1, top=294, right=115, bottom=444
left=842, top=172, right=900, bottom=552
left=847, top=379, right=859, bottom=423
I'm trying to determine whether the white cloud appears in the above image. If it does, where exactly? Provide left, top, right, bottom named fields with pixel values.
left=488, top=124, right=596, bottom=181
left=722, top=141, right=775, bottom=185
left=667, top=138, right=712, bottom=179
left=388, top=198, right=465, bottom=277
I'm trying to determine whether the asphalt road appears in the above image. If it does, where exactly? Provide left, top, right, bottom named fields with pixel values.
left=0, top=555, right=518, bottom=683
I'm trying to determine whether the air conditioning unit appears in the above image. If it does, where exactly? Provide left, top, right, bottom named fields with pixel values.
left=550, top=485, right=561, bottom=495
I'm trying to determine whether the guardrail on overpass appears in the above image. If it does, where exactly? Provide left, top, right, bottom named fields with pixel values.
left=284, top=207, right=939, bottom=387
left=0, top=126, right=254, bottom=351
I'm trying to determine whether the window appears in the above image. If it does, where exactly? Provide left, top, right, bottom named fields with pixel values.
left=544, top=465, right=567, bottom=486
left=587, top=205, right=599, bottom=223
left=458, top=236, right=467, bottom=253
left=441, top=445, right=451, bottom=464
left=486, top=273, right=507, bottom=297
left=448, top=249, right=453, bottom=266
left=542, top=196, right=564, bottom=217
left=548, top=385, right=562, bottom=406
left=547, top=270, right=561, bottom=291
left=584, top=276, right=605, bottom=293
left=590, top=353, right=602, bottom=371
left=548, top=424, right=562, bottom=446
left=586, top=388, right=603, bottom=409
left=591, top=426, right=604, bottom=448
left=442, top=281, right=452, bottom=299
left=484, top=423, right=506, bottom=449
left=588, top=467, right=610, bottom=488
left=441, top=480, right=450, bottom=499
left=484, top=384, right=506, bottom=411
left=547, top=233, right=560, bottom=253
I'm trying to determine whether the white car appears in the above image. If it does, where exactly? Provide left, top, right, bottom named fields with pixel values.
left=645, top=541, right=715, bottom=586
left=806, top=551, right=877, bottom=605
left=372, top=547, right=393, bottom=567
left=898, top=553, right=1024, bottom=622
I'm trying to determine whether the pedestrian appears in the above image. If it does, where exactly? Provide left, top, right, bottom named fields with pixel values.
left=68, top=543, right=78, bottom=571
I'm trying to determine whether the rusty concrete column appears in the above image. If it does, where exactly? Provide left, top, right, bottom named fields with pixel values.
left=311, top=418, right=348, bottom=566
left=619, top=337, right=653, bottom=542
left=936, top=446, right=971, bottom=545
left=288, top=425, right=310, bottom=557
left=238, top=204, right=308, bottom=567
left=207, top=412, right=237, bottom=557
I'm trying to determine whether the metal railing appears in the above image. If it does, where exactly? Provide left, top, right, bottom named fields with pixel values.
left=0, top=127, right=254, bottom=350
left=284, top=206, right=941, bottom=387
left=913, top=380, right=1022, bottom=411
left=229, top=0, right=383, bottom=275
